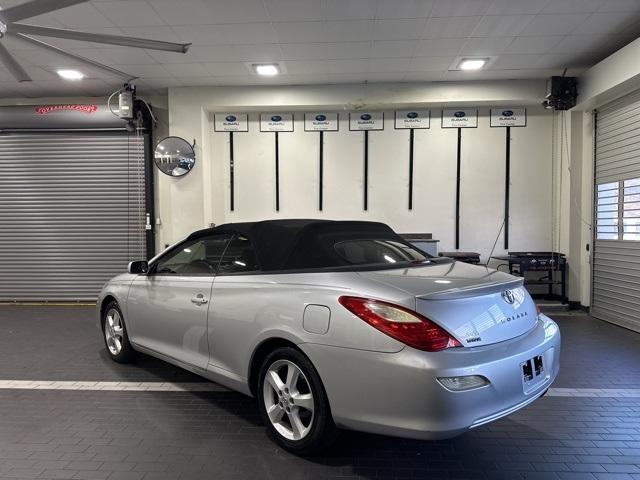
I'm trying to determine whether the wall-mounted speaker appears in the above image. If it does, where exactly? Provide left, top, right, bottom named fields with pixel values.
left=543, top=76, right=577, bottom=111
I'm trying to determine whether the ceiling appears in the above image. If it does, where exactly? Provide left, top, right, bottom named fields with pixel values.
left=1, top=0, right=640, bottom=98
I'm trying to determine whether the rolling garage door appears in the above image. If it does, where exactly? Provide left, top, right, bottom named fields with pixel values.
left=0, top=133, right=147, bottom=301
left=593, top=90, right=640, bottom=332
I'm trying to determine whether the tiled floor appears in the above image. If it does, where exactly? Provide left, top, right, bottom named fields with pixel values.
left=0, top=306, right=639, bottom=480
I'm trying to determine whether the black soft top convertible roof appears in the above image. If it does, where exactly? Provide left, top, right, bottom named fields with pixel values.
left=188, top=219, right=405, bottom=271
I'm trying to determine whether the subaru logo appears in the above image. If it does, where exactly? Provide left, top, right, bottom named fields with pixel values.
left=454, top=111, right=466, bottom=118
left=502, top=290, right=515, bottom=304
left=225, top=115, right=236, bottom=122
left=502, top=110, right=514, bottom=116
left=271, top=115, right=282, bottom=122
left=406, top=112, right=418, bottom=119
left=360, top=113, right=372, bottom=120
left=315, top=114, right=326, bottom=121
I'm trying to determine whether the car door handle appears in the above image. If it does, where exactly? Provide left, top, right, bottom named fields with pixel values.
left=191, top=294, right=208, bottom=306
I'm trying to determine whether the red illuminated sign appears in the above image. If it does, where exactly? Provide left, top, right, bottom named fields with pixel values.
left=35, top=104, right=98, bottom=115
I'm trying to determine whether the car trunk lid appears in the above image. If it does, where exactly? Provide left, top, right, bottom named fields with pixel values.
left=357, top=261, right=538, bottom=347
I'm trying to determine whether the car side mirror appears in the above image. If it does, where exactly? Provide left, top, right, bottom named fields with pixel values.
left=128, top=260, right=149, bottom=275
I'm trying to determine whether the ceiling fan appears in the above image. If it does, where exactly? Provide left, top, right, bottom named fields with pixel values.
left=0, top=0, right=191, bottom=82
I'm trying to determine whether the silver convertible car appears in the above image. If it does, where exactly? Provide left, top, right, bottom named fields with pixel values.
left=98, top=219, right=560, bottom=454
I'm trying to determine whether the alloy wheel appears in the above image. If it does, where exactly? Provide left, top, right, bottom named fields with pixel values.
left=104, top=308, right=124, bottom=356
left=262, top=359, right=315, bottom=441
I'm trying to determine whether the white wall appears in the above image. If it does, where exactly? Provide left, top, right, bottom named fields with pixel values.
left=163, top=82, right=555, bottom=265
left=206, top=109, right=552, bottom=262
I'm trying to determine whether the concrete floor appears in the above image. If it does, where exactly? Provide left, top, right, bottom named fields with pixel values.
left=0, top=306, right=639, bottom=480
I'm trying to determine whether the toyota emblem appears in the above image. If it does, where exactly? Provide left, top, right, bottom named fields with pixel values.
left=502, top=289, right=515, bottom=304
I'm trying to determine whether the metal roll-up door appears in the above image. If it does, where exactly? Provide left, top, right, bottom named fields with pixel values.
left=0, top=133, right=147, bottom=301
left=593, top=90, right=640, bottom=332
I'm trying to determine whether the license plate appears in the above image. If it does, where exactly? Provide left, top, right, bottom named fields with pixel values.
left=521, top=355, right=544, bottom=383
left=520, top=349, right=553, bottom=394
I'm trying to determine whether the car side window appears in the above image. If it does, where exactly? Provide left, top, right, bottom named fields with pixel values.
left=217, top=235, right=260, bottom=274
left=154, top=234, right=231, bottom=275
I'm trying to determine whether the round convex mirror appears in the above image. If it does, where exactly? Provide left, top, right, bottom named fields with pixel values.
left=154, top=136, right=196, bottom=177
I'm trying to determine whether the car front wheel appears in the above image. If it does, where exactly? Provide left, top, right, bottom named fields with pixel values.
left=258, top=347, right=338, bottom=454
left=102, top=301, right=136, bottom=363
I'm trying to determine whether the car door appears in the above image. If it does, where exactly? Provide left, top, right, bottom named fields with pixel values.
left=207, top=234, right=263, bottom=375
left=127, top=233, right=231, bottom=369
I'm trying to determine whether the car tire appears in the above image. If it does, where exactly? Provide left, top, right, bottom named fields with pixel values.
left=257, top=346, right=338, bottom=455
left=102, top=301, right=136, bottom=364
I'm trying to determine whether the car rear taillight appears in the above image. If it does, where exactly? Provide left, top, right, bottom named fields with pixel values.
left=338, top=296, right=462, bottom=352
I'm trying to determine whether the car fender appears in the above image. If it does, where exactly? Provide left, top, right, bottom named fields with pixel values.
left=96, top=278, right=136, bottom=333
left=245, top=326, right=308, bottom=372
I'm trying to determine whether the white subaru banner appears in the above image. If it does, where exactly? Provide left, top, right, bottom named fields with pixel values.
left=490, top=108, right=527, bottom=127
left=442, top=109, right=478, bottom=128
left=349, top=112, right=384, bottom=131
left=213, top=113, right=248, bottom=132
left=304, top=112, right=339, bottom=131
left=260, top=113, right=294, bottom=132
left=395, top=110, right=430, bottom=129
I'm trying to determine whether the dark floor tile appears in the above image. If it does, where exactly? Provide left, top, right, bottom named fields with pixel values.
left=558, top=474, right=597, bottom=480
left=568, top=464, right=607, bottom=473
left=603, top=465, right=640, bottom=474
left=594, top=474, right=635, bottom=480
left=0, top=310, right=639, bottom=480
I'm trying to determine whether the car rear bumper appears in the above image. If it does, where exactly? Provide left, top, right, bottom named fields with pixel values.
left=300, top=314, right=560, bottom=440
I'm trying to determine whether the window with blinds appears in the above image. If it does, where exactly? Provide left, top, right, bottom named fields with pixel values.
left=596, top=178, right=640, bottom=241
left=624, top=178, right=640, bottom=241
left=596, top=181, right=619, bottom=240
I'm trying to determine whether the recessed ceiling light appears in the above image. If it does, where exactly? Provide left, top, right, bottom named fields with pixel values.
left=253, top=64, right=280, bottom=76
left=458, top=58, right=488, bottom=71
left=57, top=69, right=85, bottom=80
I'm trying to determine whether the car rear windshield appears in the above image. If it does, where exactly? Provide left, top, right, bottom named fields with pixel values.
left=333, top=239, right=428, bottom=266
